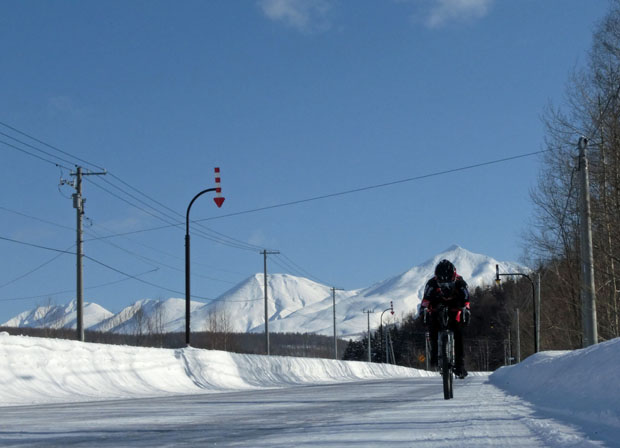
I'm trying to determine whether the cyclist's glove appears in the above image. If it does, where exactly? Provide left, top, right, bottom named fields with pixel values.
left=461, top=307, right=471, bottom=326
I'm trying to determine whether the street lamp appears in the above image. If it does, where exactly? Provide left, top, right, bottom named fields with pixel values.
left=185, top=168, right=225, bottom=346
left=495, top=264, right=539, bottom=353
left=380, top=301, right=394, bottom=363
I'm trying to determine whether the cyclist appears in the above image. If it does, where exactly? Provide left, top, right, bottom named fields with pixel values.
left=420, top=259, right=471, bottom=378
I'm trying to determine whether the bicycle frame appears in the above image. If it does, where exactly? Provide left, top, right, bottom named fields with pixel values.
left=437, top=305, right=455, bottom=400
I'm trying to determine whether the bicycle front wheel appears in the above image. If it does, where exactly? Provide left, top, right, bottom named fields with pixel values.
left=441, top=333, right=453, bottom=400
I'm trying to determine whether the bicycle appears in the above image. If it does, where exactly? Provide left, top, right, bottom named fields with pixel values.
left=424, top=304, right=455, bottom=400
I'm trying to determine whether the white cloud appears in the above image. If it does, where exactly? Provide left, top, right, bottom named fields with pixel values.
left=47, top=95, right=85, bottom=117
left=258, top=0, right=332, bottom=33
left=424, top=0, right=493, bottom=28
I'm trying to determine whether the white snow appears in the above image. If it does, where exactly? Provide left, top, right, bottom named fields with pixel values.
left=490, top=337, right=620, bottom=429
left=0, top=332, right=618, bottom=446
left=3, top=299, right=113, bottom=329
left=0, top=332, right=426, bottom=406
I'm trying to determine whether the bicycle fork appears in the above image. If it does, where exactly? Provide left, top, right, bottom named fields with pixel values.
left=438, top=330, right=455, bottom=374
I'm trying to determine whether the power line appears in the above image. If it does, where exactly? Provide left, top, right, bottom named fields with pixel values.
left=0, top=205, right=74, bottom=232
left=78, top=148, right=549, bottom=242
left=0, top=244, right=74, bottom=289
left=86, top=227, right=237, bottom=284
left=0, top=233, right=261, bottom=305
left=3, top=122, right=547, bottom=251
left=85, top=176, right=263, bottom=252
left=0, top=268, right=159, bottom=303
left=0, top=234, right=210, bottom=300
left=89, top=220, right=247, bottom=276
left=0, top=131, right=77, bottom=168
left=1, top=122, right=266, bottom=253
left=195, top=149, right=550, bottom=223
left=0, top=138, right=71, bottom=169
left=280, top=253, right=327, bottom=284
left=0, top=235, right=75, bottom=254
left=0, top=121, right=105, bottom=171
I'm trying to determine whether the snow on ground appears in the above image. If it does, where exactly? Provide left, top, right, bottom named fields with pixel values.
left=490, top=338, right=620, bottom=430
left=1, top=333, right=619, bottom=446
left=0, top=332, right=428, bottom=406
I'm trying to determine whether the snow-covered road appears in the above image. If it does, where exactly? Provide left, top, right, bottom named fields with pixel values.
left=0, top=376, right=609, bottom=447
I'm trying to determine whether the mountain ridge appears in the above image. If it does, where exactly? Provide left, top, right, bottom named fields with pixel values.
left=2, top=245, right=526, bottom=338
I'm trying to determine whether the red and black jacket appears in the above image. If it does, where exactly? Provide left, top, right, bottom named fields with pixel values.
left=420, top=275, right=470, bottom=314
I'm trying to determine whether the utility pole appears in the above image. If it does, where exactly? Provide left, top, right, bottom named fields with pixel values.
left=578, top=136, right=598, bottom=347
left=63, top=165, right=106, bottom=342
left=363, top=309, right=373, bottom=362
left=507, top=327, right=512, bottom=365
left=536, top=272, right=541, bottom=351
left=262, top=249, right=279, bottom=355
left=331, top=287, right=344, bottom=359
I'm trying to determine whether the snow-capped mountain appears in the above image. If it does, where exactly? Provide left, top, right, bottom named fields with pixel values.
left=3, top=299, right=113, bottom=330
left=2, top=246, right=527, bottom=338
left=268, top=244, right=525, bottom=337
left=89, top=274, right=335, bottom=335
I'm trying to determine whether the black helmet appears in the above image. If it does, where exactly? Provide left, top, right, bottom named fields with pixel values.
left=435, top=259, right=456, bottom=283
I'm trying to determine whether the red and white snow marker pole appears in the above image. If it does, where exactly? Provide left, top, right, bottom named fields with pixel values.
left=213, top=167, right=225, bottom=208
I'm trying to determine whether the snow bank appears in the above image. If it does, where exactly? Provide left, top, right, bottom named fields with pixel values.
left=490, top=338, right=620, bottom=428
left=0, top=333, right=427, bottom=406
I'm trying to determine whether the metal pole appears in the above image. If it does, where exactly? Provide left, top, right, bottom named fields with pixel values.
left=185, top=231, right=191, bottom=346
left=185, top=187, right=218, bottom=347
left=264, top=250, right=269, bottom=356
left=516, top=308, right=521, bottom=363
left=388, top=327, right=395, bottom=365
left=333, top=288, right=337, bottom=359
left=496, top=265, right=538, bottom=353
left=578, top=136, right=598, bottom=347
left=363, top=310, right=373, bottom=362
left=75, top=166, right=84, bottom=342
left=385, top=323, right=389, bottom=363
left=380, top=307, right=391, bottom=363
left=367, top=311, right=371, bottom=362
left=425, top=331, right=430, bottom=370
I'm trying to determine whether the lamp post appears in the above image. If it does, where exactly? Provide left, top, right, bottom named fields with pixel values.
left=496, top=264, right=539, bottom=353
left=185, top=168, right=225, bottom=346
left=380, top=301, right=394, bottom=363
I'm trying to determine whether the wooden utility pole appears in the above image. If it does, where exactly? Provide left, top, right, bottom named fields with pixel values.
left=64, top=165, right=106, bottom=342
left=331, top=287, right=344, bottom=359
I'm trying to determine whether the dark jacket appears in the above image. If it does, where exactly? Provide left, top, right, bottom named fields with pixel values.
left=420, top=275, right=470, bottom=312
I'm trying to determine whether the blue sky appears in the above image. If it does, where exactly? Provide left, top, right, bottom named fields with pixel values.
left=0, top=0, right=610, bottom=322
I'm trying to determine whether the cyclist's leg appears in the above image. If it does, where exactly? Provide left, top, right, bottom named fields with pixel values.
left=452, top=322, right=467, bottom=377
left=429, top=318, right=439, bottom=368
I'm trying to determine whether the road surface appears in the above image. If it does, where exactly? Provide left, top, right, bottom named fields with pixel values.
left=0, top=376, right=609, bottom=447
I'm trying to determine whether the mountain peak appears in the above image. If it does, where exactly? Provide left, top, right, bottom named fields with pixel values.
left=4, top=247, right=526, bottom=338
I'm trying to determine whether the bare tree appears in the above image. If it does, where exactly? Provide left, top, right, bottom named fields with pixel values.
left=526, top=1, right=620, bottom=344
